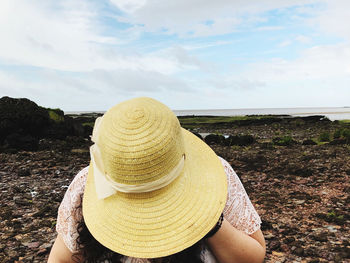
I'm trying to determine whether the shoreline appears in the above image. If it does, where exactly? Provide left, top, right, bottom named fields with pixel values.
left=65, top=111, right=350, bottom=122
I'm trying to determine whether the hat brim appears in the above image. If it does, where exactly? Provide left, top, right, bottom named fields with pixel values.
left=82, top=128, right=227, bottom=258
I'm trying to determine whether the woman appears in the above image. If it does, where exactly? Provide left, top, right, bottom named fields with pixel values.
left=48, top=97, right=265, bottom=263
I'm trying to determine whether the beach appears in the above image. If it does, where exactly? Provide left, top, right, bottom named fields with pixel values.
left=1, top=99, right=349, bottom=262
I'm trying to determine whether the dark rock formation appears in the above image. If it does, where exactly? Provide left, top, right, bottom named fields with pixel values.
left=0, top=97, right=50, bottom=141
left=204, top=134, right=225, bottom=145
left=329, top=138, right=347, bottom=145
left=224, top=134, right=255, bottom=146
left=0, top=97, right=88, bottom=152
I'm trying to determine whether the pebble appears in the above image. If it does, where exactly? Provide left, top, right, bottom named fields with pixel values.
left=326, top=225, right=338, bottom=233
left=312, top=232, right=328, bottom=242
left=36, top=248, right=47, bottom=256
left=24, top=242, right=40, bottom=249
left=265, top=233, right=275, bottom=240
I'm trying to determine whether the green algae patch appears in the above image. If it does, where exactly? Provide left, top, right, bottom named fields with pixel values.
left=338, top=119, right=350, bottom=124
left=48, top=110, right=64, bottom=123
left=272, top=136, right=296, bottom=146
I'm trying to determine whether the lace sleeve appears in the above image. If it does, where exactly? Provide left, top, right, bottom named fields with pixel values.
left=56, top=167, right=89, bottom=252
left=219, top=157, right=262, bottom=235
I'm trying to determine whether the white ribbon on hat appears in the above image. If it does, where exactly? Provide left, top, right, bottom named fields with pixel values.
left=90, top=116, right=185, bottom=199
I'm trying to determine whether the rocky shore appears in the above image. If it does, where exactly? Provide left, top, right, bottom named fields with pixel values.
left=0, top=97, right=349, bottom=262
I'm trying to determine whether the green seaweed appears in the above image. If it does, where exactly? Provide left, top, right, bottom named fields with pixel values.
left=319, top=131, right=331, bottom=142
left=272, top=136, right=295, bottom=146
left=82, top=122, right=95, bottom=127
left=48, top=110, right=64, bottom=123
left=338, top=119, right=350, bottom=124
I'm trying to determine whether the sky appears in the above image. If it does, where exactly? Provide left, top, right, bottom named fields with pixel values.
left=0, top=0, right=349, bottom=111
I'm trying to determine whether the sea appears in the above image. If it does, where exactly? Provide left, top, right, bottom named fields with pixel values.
left=66, top=107, right=350, bottom=121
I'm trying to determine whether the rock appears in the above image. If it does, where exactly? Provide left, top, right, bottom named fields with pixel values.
left=18, top=168, right=31, bottom=177
left=293, top=247, right=304, bottom=256
left=265, top=233, right=275, bottom=240
left=24, top=242, right=40, bottom=249
left=311, top=232, right=328, bottom=242
left=329, top=138, right=347, bottom=145
left=33, top=204, right=57, bottom=217
left=260, top=141, right=275, bottom=149
left=287, top=167, right=313, bottom=177
left=280, top=226, right=298, bottom=235
left=326, top=225, right=338, bottom=233
left=269, top=240, right=281, bottom=250
left=261, top=220, right=273, bottom=230
left=83, top=124, right=93, bottom=138
left=0, top=96, right=88, bottom=152
left=40, top=242, right=53, bottom=250
left=302, top=139, right=317, bottom=145
left=36, top=248, right=48, bottom=256
left=224, top=134, right=255, bottom=146
left=238, top=153, right=267, bottom=170
left=204, top=134, right=225, bottom=145
left=300, top=115, right=330, bottom=122
left=0, top=97, right=50, bottom=143
left=304, top=247, right=318, bottom=257
left=13, top=197, right=32, bottom=206
left=284, top=237, right=295, bottom=244
left=3, top=134, right=39, bottom=151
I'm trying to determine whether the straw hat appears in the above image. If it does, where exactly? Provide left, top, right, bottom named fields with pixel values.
left=83, top=97, right=227, bottom=258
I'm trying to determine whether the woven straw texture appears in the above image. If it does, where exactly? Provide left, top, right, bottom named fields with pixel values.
left=98, top=97, right=184, bottom=185
left=83, top=97, right=227, bottom=258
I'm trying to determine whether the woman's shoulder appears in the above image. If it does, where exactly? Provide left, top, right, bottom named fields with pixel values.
left=71, top=166, right=89, bottom=189
left=218, top=156, right=262, bottom=235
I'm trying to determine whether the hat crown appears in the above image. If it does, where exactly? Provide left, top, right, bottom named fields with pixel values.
left=97, top=97, right=184, bottom=185
left=126, top=108, right=144, bottom=120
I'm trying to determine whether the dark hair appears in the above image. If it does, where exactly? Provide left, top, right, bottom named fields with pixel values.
left=73, top=195, right=205, bottom=263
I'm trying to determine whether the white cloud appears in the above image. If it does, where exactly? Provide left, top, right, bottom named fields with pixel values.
left=182, top=40, right=238, bottom=51
left=279, top=40, right=292, bottom=47
left=206, top=77, right=266, bottom=91
left=113, top=0, right=317, bottom=37
left=310, top=0, right=350, bottom=40
left=278, top=35, right=312, bottom=48
left=0, top=0, right=201, bottom=74
left=0, top=68, right=191, bottom=110
left=109, top=0, right=146, bottom=13
left=236, top=43, right=350, bottom=82
left=189, top=41, right=350, bottom=108
left=256, top=26, right=285, bottom=31
left=295, top=35, right=312, bottom=44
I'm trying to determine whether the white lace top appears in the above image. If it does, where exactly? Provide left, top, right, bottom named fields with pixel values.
left=56, top=157, right=262, bottom=262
